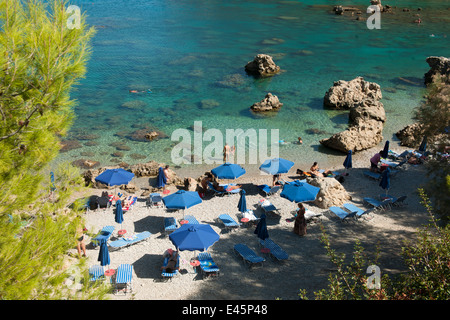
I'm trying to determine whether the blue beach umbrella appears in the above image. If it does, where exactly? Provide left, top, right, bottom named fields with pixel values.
left=98, top=239, right=110, bottom=268
left=169, top=224, right=220, bottom=252
left=418, top=136, right=427, bottom=153
left=162, top=190, right=202, bottom=210
left=280, top=180, right=321, bottom=203
left=379, top=167, right=391, bottom=196
left=115, top=199, right=124, bottom=229
left=157, top=167, right=167, bottom=188
left=381, top=141, right=389, bottom=159
left=343, top=150, right=352, bottom=170
left=254, top=213, right=269, bottom=240
left=237, top=189, right=247, bottom=213
left=211, top=162, right=246, bottom=180
left=95, top=169, right=134, bottom=195
left=259, top=158, right=294, bottom=175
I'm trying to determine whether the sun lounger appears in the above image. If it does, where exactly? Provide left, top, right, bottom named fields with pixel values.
left=259, top=238, right=289, bottom=261
left=92, top=226, right=115, bottom=247
left=123, top=196, right=137, bottom=211
left=164, top=217, right=177, bottom=235
left=148, top=193, right=164, bottom=208
left=329, top=206, right=357, bottom=222
left=218, top=214, right=240, bottom=231
left=391, top=195, right=407, bottom=207
left=363, top=197, right=392, bottom=211
left=208, top=181, right=224, bottom=196
left=89, top=265, right=105, bottom=282
left=161, top=255, right=180, bottom=280
left=234, top=244, right=265, bottom=268
left=184, top=215, right=199, bottom=224
left=239, top=210, right=260, bottom=226
left=258, top=199, right=280, bottom=215
left=208, top=181, right=241, bottom=197
left=363, top=171, right=381, bottom=180
left=306, top=209, right=323, bottom=222
left=343, top=203, right=373, bottom=219
left=257, top=184, right=280, bottom=197
left=198, top=252, right=220, bottom=278
left=115, top=264, right=133, bottom=294
left=108, top=231, right=151, bottom=250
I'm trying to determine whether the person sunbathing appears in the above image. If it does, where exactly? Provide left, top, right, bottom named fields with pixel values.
left=310, top=162, right=332, bottom=177
left=212, top=181, right=241, bottom=192
left=161, top=249, right=179, bottom=273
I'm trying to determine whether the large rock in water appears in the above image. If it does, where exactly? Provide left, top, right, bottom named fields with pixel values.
left=320, top=76, right=386, bottom=153
left=424, top=56, right=450, bottom=85
left=307, top=177, right=351, bottom=209
left=245, top=54, right=280, bottom=78
left=320, top=119, right=384, bottom=153
left=250, top=93, right=283, bottom=112
left=323, top=76, right=382, bottom=109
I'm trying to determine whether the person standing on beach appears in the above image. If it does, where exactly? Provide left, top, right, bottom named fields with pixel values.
left=294, top=203, right=307, bottom=236
left=223, top=143, right=231, bottom=162
left=76, top=226, right=87, bottom=257
left=162, top=165, right=170, bottom=192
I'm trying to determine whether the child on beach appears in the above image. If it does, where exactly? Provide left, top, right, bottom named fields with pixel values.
left=370, top=150, right=383, bottom=173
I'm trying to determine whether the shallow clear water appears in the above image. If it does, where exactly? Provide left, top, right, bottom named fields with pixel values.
left=57, top=0, right=450, bottom=173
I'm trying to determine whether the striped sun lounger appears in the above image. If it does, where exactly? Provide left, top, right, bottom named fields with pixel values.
left=108, top=231, right=152, bottom=250
left=218, top=214, right=240, bottom=231
left=161, top=255, right=180, bottom=280
left=234, top=243, right=265, bottom=268
left=115, top=264, right=133, bottom=294
left=92, top=226, right=115, bottom=247
left=198, top=252, right=220, bottom=278
left=184, top=215, right=199, bottom=224
left=89, top=265, right=105, bottom=282
left=259, top=238, right=289, bottom=261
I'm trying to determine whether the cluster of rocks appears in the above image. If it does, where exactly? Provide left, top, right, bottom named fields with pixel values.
left=424, top=56, right=450, bottom=86
left=82, top=161, right=184, bottom=196
left=320, top=77, right=385, bottom=153
left=395, top=56, right=450, bottom=149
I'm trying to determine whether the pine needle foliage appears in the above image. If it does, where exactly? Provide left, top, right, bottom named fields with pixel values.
left=0, top=0, right=105, bottom=299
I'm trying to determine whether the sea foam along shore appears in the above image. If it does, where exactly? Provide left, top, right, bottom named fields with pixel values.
left=78, top=145, right=430, bottom=300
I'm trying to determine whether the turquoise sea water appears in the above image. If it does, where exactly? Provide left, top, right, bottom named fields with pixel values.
left=57, top=0, right=450, bottom=174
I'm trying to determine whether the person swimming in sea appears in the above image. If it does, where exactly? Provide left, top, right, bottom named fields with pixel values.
left=129, top=89, right=152, bottom=93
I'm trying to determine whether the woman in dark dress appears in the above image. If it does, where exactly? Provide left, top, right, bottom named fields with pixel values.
left=294, top=203, right=307, bottom=236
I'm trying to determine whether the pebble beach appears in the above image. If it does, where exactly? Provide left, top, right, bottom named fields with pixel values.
left=77, top=146, right=431, bottom=300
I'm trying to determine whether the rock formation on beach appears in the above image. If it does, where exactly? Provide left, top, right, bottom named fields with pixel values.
left=245, top=54, right=281, bottom=78
left=82, top=161, right=183, bottom=190
left=320, top=77, right=385, bottom=153
left=424, top=56, right=450, bottom=85
left=307, top=176, right=351, bottom=209
left=323, top=76, right=382, bottom=110
left=250, top=93, right=283, bottom=112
